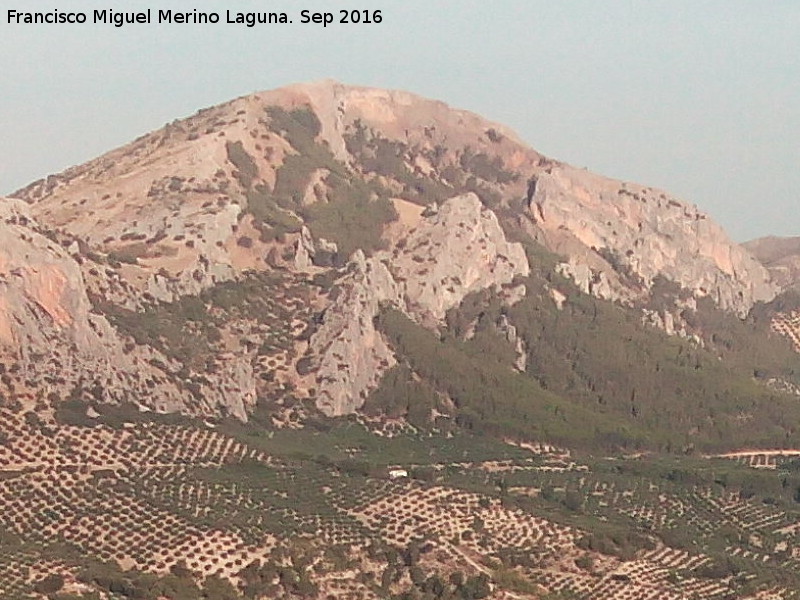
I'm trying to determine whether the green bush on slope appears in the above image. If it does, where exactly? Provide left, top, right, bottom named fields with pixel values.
left=376, top=307, right=644, bottom=451
left=265, top=106, right=398, bottom=261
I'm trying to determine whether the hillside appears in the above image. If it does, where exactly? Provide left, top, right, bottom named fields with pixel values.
left=745, top=236, right=800, bottom=286
left=745, top=237, right=800, bottom=352
left=4, top=81, right=796, bottom=448
left=2, top=81, right=800, bottom=599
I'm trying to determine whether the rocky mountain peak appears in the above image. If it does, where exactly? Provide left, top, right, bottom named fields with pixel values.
left=308, top=192, right=529, bottom=416
left=2, top=81, right=790, bottom=424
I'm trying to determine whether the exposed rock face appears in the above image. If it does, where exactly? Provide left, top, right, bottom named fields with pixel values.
left=0, top=197, right=262, bottom=419
left=309, top=193, right=530, bottom=416
left=0, top=198, right=144, bottom=408
left=497, top=314, right=527, bottom=372
left=14, top=80, right=530, bottom=304
left=293, top=227, right=316, bottom=271
left=556, top=261, right=618, bottom=302
left=389, top=194, right=529, bottom=323
left=15, top=80, right=773, bottom=318
left=528, top=166, right=777, bottom=315
left=310, top=251, right=402, bottom=417
left=0, top=198, right=108, bottom=358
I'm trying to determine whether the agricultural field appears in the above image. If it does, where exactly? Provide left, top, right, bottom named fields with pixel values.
left=2, top=397, right=800, bottom=599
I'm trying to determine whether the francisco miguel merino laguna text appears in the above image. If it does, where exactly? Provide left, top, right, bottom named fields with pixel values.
left=8, top=8, right=291, bottom=26
left=6, top=8, right=382, bottom=27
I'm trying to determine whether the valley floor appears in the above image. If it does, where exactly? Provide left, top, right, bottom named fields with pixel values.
left=1, top=403, right=800, bottom=599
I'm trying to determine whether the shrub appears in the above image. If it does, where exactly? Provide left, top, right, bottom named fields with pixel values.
left=34, top=573, right=64, bottom=595
left=226, top=141, right=259, bottom=188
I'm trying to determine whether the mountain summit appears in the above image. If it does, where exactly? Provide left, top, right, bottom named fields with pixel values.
left=16, top=81, right=775, bottom=313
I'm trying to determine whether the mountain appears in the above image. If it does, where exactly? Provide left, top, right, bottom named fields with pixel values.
left=8, top=81, right=789, bottom=430
left=16, top=80, right=775, bottom=316
left=3, top=81, right=800, bottom=599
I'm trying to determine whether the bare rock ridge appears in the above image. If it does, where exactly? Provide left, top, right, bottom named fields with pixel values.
left=11, top=80, right=530, bottom=305
left=14, top=80, right=774, bottom=315
left=529, top=166, right=776, bottom=315
left=310, top=193, right=530, bottom=416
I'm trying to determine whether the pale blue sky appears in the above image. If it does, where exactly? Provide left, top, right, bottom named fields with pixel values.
left=1, top=0, right=797, bottom=240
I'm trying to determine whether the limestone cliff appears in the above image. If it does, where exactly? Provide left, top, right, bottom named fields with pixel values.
left=14, top=81, right=775, bottom=318
left=309, top=193, right=530, bottom=416
left=0, top=198, right=141, bottom=409
left=527, top=166, right=777, bottom=315
left=309, top=252, right=402, bottom=417
left=0, top=197, right=268, bottom=420
left=0, top=198, right=110, bottom=363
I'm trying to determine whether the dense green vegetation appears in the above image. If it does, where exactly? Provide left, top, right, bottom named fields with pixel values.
left=363, top=364, right=442, bottom=428
left=220, top=418, right=530, bottom=467
left=681, top=293, right=800, bottom=383
left=245, top=185, right=303, bottom=239
left=365, top=235, right=800, bottom=454
left=226, top=141, right=259, bottom=189
left=300, top=174, right=397, bottom=262
left=377, top=307, right=645, bottom=450
left=391, top=569, right=492, bottom=600
left=343, top=120, right=517, bottom=209
left=507, top=282, right=800, bottom=451
left=344, top=123, right=456, bottom=207
left=261, top=107, right=399, bottom=261
left=224, top=107, right=400, bottom=254
left=96, top=295, right=218, bottom=368
left=508, top=270, right=800, bottom=452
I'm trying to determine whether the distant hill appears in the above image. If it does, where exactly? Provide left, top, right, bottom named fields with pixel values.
left=745, top=235, right=800, bottom=290
left=745, top=235, right=800, bottom=352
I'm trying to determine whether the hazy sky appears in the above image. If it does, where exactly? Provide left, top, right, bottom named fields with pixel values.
left=1, top=0, right=797, bottom=241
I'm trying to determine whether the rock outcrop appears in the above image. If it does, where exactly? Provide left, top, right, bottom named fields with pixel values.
left=0, top=198, right=110, bottom=360
left=309, top=193, right=530, bottom=416
left=0, top=197, right=265, bottom=420
left=309, top=252, right=402, bottom=417
left=528, top=166, right=777, bottom=315
left=15, top=80, right=775, bottom=318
